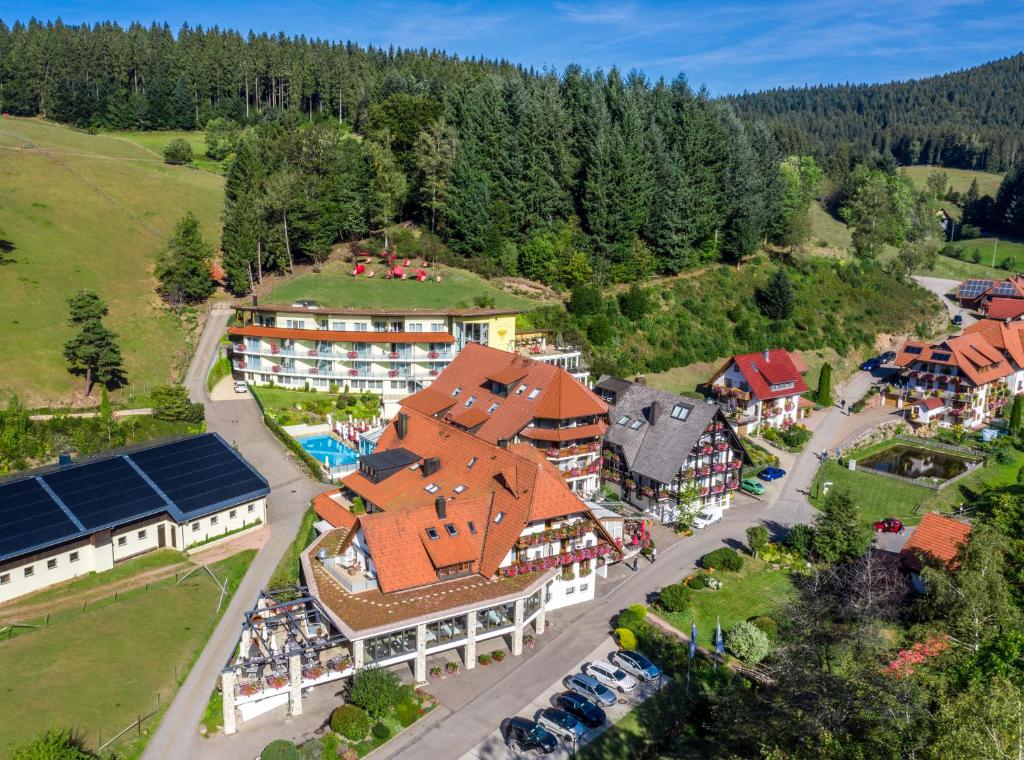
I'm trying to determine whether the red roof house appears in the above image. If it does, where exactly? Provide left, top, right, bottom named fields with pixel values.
left=900, top=512, right=972, bottom=572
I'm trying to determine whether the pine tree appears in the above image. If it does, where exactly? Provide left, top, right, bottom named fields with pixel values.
left=63, top=291, right=126, bottom=397
left=366, top=137, right=408, bottom=252
left=156, top=211, right=214, bottom=305
left=811, top=487, right=871, bottom=563
left=414, top=118, right=458, bottom=233
left=757, top=267, right=794, bottom=320
left=1010, top=395, right=1023, bottom=436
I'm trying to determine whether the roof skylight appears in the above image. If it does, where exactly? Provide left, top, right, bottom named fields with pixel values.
left=467, top=457, right=477, bottom=468
left=453, top=484, right=467, bottom=494
left=424, top=483, right=440, bottom=493
left=527, top=388, right=541, bottom=399
left=516, top=384, right=528, bottom=395
left=617, top=415, right=631, bottom=425
left=444, top=523, right=458, bottom=536
left=487, top=402, right=499, bottom=414
left=464, top=394, right=477, bottom=407
left=670, top=405, right=690, bottom=421
left=451, top=386, right=462, bottom=397
left=426, top=527, right=439, bottom=540
left=494, top=511, right=505, bottom=524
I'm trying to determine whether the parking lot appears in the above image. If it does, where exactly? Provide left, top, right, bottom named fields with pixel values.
left=456, top=634, right=668, bottom=759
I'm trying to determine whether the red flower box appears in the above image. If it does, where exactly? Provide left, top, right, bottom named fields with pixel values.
left=388, top=369, right=400, bottom=378
left=272, top=365, right=281, bottom=373
left=429, top=370, right=439, bottom=376
left=307, top=349, right=317, bottom=357
left=428, top=351, right=439, bottom=359
left=347, top=351, right=358, bottom=359
left=348, top=369, right=358, bottom=376
left=388, top=351, right=400, bottom=359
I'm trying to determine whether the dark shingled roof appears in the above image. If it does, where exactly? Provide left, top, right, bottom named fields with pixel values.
left=602, top=380, right=745, bottom=483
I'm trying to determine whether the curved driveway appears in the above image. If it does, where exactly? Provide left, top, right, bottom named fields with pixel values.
left=143, top=306, right=327, bottom=760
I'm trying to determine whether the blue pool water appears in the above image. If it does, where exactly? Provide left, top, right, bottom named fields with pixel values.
left=297, top=435, right=359, bottom=468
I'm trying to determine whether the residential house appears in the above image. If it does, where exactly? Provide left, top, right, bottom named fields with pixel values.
left=891, top=331, right=1015, bottom=428
left=400, top=343, right=608, bottom=496
left=0, top=434, right=268, bottom=604
left=955, top=275, right=1024, bottom=310
left=595, top=377, right=750, bottom=525
left=899, top=512, right=972, bottom=592
left=706, top=349, right=810, bottom=435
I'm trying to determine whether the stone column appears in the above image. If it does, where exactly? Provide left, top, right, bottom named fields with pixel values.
left=465, top=611, right=477, bottom=670
left=288, top=653, right=302, bottom=717
left=221, top=669, right=237, bottom=736
left=353, top=639, right=364, bottom=670
left=536, top=600, right=546, bottom=635
left=512, top=598, right=525, bottom=657
left=415, top=623, right=427, bottom=684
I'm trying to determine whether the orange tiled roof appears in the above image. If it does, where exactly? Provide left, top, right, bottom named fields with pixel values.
left=900, top=512, right=972, bottom=570
left=896, top=332, right=1013, bottom=386
left=402, top=343, right=607, bottom=444
left=402, top=387, right=456, bottom=417
left=447, top=406, right=491, bottom=430
left=964, top=319, right=1024, bottom=368
left=985, top=297, right=1024, bottom=321
left=339, top=409, right=599, bottom=590
left=313, top=492, right=357, bottom=530
left=228, top=325, right=455, bottom=344
left=519, top=421, right=608, bottom=442
left=916, top=397, right=945, bottom=411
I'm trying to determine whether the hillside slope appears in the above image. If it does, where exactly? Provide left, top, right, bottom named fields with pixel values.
left=0, top=118, right=224, bottom=405
left=731, top=53, right=1024, bottom=172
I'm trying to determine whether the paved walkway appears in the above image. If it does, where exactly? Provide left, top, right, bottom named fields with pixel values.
left=142, top=306, right=328, bottom=760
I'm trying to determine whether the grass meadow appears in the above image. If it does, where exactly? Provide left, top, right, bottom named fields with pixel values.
left=266, top=258, right=542, bottom=311
left=0, top=117, right=224, bottom=405
left=0, top=550, right=254, bottom=757
left=103, top=129, right=222, bottom=173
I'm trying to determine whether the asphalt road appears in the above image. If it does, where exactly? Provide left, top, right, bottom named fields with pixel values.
left=913, top=275, right=974, bottom=329
left=142, top=306, right=327, bottom=760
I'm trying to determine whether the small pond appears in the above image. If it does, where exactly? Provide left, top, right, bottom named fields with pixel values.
left=859, top=444, right=975, bottom=481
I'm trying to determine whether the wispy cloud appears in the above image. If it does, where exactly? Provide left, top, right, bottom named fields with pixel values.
left=554, top=2, right=639, bottom=25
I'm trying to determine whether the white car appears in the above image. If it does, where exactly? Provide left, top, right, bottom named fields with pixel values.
left=692, top=509, right=723, bottom=529
left=584, top=660, right=637, bottom=693
left=233, top=380, right=248, bottom=394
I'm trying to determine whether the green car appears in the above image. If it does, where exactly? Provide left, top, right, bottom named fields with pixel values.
left=740, top=478, right=766, bottom=495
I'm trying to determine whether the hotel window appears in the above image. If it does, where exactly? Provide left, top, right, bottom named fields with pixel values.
left=248, top=504, right=255, bottom=513
left=463, top=322, right=489, bottom=345
left=138, top=530, right=147, bottom=540
left=47, top=558, right=57, bottom=570
left=408, top=323, right=423, bottom=332
left=365, top=627, right=417, bottom=663
left=211, top=516, right=219, bottom=526
left=24, top=567, right=34, bottom=578
left=525, top=589, right=542, bottom=617
left=565, top=586, right=575, bottom=596
left=580, top=584, right=589, bottom=592
left=285, top=319, right=305, bottom=329
left=477, top=602, right=515, bottom=631
left=354, top=322, right=368, bottom=331
left=70, top=552, right=79, bottom=563
left=437, top=561, right=472, bottom=579
left=373, top=321, right=387, bottom=332
left=426, top=615, right=467, bottom=645
left=230, top=510, right=237, bottom=519
left=118, top=536, right=127, bottom=547
left=331, top=321, right=347, bottom=331
left=0, top=573, right=8, bottom=585
left=192, top=522, right=200, bottom=531
left=431, top=322, right=445, bottom=332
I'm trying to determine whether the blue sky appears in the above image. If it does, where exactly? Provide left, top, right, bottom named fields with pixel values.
left=6, top=0, right=1023, bottom=94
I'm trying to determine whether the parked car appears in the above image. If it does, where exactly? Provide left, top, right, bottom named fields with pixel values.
left=952, top=314, right=963, bottom=326
left=740, top=478, right=766, bottom=495
left=879, top=350, right=897, bottom=363
left=537, top=708, right=585, bottom=742
left=692, top=510, right=723, bottom=529
left=610, top=650, right=662, bottom=682
left=860, top=357, right=882, bottom=371
left=873, top=517, right=904, bottom=534
left=505, top=717, right=558, bottom=754
left=586, top=660, right=638, bottom=693
left=758, top=466, right=786, bottom=482
left=566, top=673, right=617, bottom=706
left=556, top=692, right=607, bottom=728
left=233, top=380, right=248, bottom=393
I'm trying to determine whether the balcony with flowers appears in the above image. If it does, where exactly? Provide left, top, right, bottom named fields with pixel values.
left=711, top=385, right=751, bottom=402
left=515, top=520, right=595, bottom=549
left=499, top=543, right=618, bottom=578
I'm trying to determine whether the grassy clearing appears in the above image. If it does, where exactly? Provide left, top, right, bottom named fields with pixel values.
left=103, top=129, right=221, bottom=173
left=265, top=259, right=541, bottom=311
left=929, top=236, right=1024, bottom=279
left=901, top=166, right=1004, bottom=198
left=809, top=203, right=853, bottom=256
left=811, top=443, right=1024, bottom=524
left=0, top=118, right=224, bottom=405
left=663, top=557, right=795, bottom=649
left=0, top=550, right=255, bottom=757
left=251, top=385, right=333, bottom=416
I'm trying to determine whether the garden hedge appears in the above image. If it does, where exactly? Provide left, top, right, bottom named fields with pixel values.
left=261, top=739, right=301, bottom=760
left=330, top=704, right=371, bottom=741
left=699, top=547, right=743, bottom=572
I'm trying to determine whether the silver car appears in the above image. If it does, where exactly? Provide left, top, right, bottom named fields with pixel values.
left=566, top=673, right=617, bottom=707
left=537, top=708, right=585, bottom=742
left=585, top=660, right=638, bottom=693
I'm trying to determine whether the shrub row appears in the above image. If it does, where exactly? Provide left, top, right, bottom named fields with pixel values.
left=263, top=412, right=325, bottom=480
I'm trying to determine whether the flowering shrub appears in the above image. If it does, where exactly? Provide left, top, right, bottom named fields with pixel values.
left=429, top=665, right=442, bottom=679
left=493, top=651, right=507, bottom=662
left=302, top=665, right=326, bottom=680
left=266, top=674, right=288, bottom=690
left=886, top=636, right=950, bottom=677
left=523, top=634, right=535, bottom=649
left=238, top=682, right=260, bottom=697
left=444, top=661, right=460, bottom=675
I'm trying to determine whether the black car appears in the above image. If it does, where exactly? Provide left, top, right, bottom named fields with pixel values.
left=952, top=314, right=964, bottom=326
left=556, top=691, right=607, bottom=729
left=879, top=350, right=897, bottom=363
left=506, top=717, right=558, bottom=754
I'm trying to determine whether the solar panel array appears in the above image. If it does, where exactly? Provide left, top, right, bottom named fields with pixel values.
left=958, top=279, right=994, bottom=299
left=0, top=434, right=268, bottom=561
left=130, top=435, right=267, bottom=516
left=931, top=352, right=952, bottom=362
left=904, top=346, right=924, bottom=355
left=0, top=478, right=80, bottom=561
left=993, top=282, right=1018, bottom=297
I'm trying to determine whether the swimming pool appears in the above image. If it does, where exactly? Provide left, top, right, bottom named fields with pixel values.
left=297, top=435, right=359, bottom=468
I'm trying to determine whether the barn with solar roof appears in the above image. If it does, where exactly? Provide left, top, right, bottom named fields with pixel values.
left=0, top=433, right=269, bottom=604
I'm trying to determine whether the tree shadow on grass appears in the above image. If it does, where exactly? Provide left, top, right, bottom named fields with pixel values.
left=0, top=237, right=15, bottom=265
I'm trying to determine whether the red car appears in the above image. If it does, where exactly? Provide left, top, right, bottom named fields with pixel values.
left=873, top=518, right=904, bottom=533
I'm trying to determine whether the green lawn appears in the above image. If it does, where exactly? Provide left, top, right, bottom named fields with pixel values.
left=103, top=129, right=222, bottom=173
left=266, top=259, right=543, bottom=311
left=0, top=118, right=224, bottom=405
left=811, top=443, right=1024, bottom=524
left=251, top=385, right=334, bottom=416
left=663, top=557, right=795, bottom=649
left=0, top=550, right=254, bottom=757
left=928, top=236, right=1024, bottom=280
left=810, top=203, right=853, bottom=255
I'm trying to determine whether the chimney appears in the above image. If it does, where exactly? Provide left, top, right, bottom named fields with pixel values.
left=635, top=375, right=647, bottom=386
left=649, top=401, right=660, bottom=425
left=435, top=496, right=446, bottom=520
left=763, top=348, right=770, bottom=362
left=395, top=412, right=408, bottom=440
left=58, top=451, right=73, bottom=467
left=422, top=457, right=441, bottom=477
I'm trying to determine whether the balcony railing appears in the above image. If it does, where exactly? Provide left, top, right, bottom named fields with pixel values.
left=499, top=543, right=617, bottom=578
